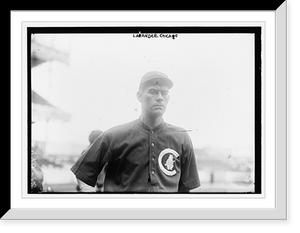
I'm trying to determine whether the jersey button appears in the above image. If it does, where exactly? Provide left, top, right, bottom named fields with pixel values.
left=151, top=142, right=155, bottom=147
left=151, top=170, right=155, bottom=175
left=151, top=156, right=155, bottom=161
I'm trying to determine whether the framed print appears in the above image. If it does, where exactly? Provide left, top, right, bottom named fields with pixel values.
left=4, top=1, right=287, bottom=219
left=28, top=26, right=261, bottom=195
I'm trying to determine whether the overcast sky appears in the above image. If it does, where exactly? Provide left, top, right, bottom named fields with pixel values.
left=32, top=33, right=254, bottom=157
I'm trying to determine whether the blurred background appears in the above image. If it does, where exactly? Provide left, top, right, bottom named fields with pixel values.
left=30, top=32, right=254, bottom=193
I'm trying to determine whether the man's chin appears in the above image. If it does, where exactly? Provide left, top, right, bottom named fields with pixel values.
left=151, top=110, right=165, bottom=117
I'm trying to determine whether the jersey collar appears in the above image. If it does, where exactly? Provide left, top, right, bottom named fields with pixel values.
left=136, top=117, right=166, bottom=133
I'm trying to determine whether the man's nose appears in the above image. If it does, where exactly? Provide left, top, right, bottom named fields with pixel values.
left=156, top=92, right=164, bottom=101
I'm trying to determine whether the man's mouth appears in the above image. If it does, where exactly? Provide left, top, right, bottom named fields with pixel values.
left=153, top=104, right=164, bottom=108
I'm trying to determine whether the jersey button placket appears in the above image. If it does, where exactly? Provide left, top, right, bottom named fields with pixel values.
left=149, top=131, right=156, bottom=183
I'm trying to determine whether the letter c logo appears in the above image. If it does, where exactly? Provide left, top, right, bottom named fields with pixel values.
left=158, top=148, right=179, bottom=176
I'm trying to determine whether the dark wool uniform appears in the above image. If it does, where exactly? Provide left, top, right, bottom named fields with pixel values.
left=71, top=118, right=200, bottom=193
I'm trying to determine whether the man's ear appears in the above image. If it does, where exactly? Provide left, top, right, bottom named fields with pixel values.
left=136, top=91, right=142, bottom=102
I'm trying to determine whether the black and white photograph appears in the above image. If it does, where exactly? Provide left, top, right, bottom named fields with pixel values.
left=5, top=1, right=291, bottom=223
left=29, top=27, right=260, bottom=194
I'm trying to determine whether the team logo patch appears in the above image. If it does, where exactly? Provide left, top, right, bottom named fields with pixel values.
left=158, top=148, right=179, bottom=176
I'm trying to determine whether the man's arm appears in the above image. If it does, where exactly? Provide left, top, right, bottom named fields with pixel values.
left=71, top=132, right=111, bottom=190
left=77, top=178, right=96, bottom=192
left=178, top=134, right=201, bottom=192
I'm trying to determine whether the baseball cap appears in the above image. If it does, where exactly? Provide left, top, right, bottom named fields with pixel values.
left=139, top=71, right=173, bottom=91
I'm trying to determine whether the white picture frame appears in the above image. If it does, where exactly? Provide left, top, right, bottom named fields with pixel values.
left=4, top=2, right=287, bottom=220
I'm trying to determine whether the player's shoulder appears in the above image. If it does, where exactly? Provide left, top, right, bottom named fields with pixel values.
left=164, top=122, right=190, bottom=135
left=164, top=122, right=194, bottom=148
left=105, top=119, right=137, bottom=135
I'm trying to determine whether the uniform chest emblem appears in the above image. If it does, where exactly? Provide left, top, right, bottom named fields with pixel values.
left=158, top=148, right=179, bottom=176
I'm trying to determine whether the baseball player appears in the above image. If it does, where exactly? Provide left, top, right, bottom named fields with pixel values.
left=71, top=71, right=200, bottom=192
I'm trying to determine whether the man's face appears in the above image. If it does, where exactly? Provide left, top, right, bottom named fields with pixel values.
left=137, top=84, right=170, bottom=118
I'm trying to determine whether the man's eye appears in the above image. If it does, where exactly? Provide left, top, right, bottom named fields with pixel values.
left=149, top=90, right=158, bottom=95
left=148, top=90, right=169, bottom=96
